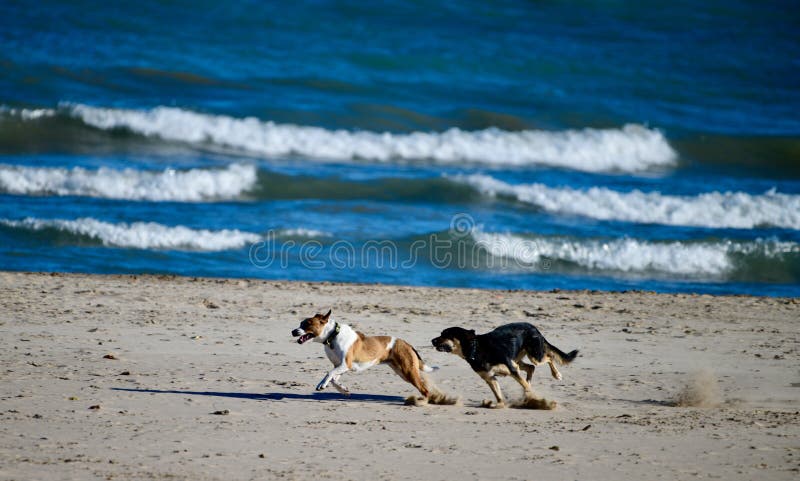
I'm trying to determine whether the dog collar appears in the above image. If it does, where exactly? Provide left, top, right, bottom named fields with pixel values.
left=323, top=322, right=340, bottom=347
left=465, top=338, right=479, bottom=363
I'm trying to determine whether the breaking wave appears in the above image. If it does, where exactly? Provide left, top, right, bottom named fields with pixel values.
left=456, top=174, right=800, bottom=230
left=276, top=228, right=332, bottom=238
left=0, top=106, right=56, bottom=120
left=0, top=163, right=257, bottom=202
left=470, top=229, right=799, bottom=277
left=0, top=217, right=260, bottom=251
left=2, top=104, right=677, bottom=173
left=0, top=217, right=333, bottom=250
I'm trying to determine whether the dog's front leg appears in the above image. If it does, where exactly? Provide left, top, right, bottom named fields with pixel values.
left=478, top=372, right=506, bottom=408
left=316, top=363, right=348, bottom=391
left=330, top=375, right=350, bottom=396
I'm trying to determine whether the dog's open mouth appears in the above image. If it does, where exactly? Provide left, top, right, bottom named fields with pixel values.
left=297, top=333, right=314, bottom=344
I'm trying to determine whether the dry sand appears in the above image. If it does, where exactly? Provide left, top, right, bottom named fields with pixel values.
left=0, top=271, right=798, bottom=480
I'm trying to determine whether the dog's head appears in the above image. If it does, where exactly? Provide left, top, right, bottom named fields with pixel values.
left=291, top=309, right=331, bottom=344
left=431, top=327, right=475, bottom=358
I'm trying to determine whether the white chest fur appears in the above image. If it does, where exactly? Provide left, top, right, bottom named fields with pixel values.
left=324, top=345, right=342, bottom=365
left=321, top=323, right=358, bottom=367
left=321, top=325, right=382, bottom=372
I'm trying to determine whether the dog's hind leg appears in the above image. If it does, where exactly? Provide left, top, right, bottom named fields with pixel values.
left=388, top=341, right=433, bottom=399
left=530, top=351, right=563, bottom=380
left=387, top=358, right=430, bottom=399
left=520, top=362, right=536, bottom=381
left=506, top=361, right=537, bottom=398
left=542, top=342, right=578, bottom=380
left=548, top=361, right=563, bottom=381
left=505, top=361, right=556, bottom=410
left=401, top=363, right=430, bottom=398
left=513, top=351, right=536, bottom=382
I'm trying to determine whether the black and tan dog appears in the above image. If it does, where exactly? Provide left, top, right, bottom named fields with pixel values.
left=431, top=322, right=577, bottom=409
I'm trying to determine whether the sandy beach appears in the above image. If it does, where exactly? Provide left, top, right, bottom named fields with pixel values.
left=0, top=271, right=797, bottom=480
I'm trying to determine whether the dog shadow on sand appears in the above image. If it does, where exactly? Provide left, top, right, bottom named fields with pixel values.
left=112, top=387, right=406, bottom=405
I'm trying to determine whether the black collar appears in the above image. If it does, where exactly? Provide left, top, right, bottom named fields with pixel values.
left=323, top=322, right=340, bottom=347
left=464, top=337, right=479, bottom=363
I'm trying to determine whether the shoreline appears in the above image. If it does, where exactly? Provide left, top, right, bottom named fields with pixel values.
left=1, top=271, right=797, bottom=480
left=2, top=269, right=795, bottom=300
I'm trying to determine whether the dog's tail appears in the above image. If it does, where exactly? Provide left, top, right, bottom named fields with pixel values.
left=545, top=341, right=579, bottom=365
left=410, top=345, right=439, bottom=373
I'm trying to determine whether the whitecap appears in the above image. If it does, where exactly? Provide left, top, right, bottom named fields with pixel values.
left=470, top=229, right=798, bottom=277
left=276, top=228, right=332, bottom=238
left=1, top=217, right=261, bottom=251
left=456, top=174, right=800, bottom=230
left=63, top=103, right=676, bottom=173
left=0, top=163, right=257, bottom=202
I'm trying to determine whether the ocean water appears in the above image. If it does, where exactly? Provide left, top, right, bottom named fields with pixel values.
left=1, top=1, right=799, bottom=296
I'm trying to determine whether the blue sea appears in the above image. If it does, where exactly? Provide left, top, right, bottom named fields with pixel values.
left=1, top=1, right=799, bottom=296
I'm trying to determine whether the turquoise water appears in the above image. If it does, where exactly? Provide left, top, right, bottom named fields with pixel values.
left=1, top=1, right=799, bottom=295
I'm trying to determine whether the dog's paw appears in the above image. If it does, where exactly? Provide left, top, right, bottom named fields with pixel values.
left=315, top=383, right=327, bottom=391
left=405, top=396, right=428, bottom=406
left=554, top=372, right=563, bottom=381
left=480, top=399, right=505, bottom=409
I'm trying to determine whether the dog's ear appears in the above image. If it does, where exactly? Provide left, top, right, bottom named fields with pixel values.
left=323, top=309, right=332, bottom=320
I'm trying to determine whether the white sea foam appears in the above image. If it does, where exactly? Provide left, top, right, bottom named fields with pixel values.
left=470, top=230, right=798, bottom=277
left=61, top=104, right=676, bottom=173
left=276, top=228, right=332, bottom=238
left=0, top=106, right=57, bottom=120
left=0, top=163, right=257, bottom=201
left=456, top=174, right=800, bottom=230
left=1, top=217, right=261, bottom=251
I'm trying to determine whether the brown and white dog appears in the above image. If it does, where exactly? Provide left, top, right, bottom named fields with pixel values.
left=291, top=310, right=451, bottom=404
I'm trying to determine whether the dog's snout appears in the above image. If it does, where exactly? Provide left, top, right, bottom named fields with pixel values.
left=291, top=328, right=302, bottom=337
